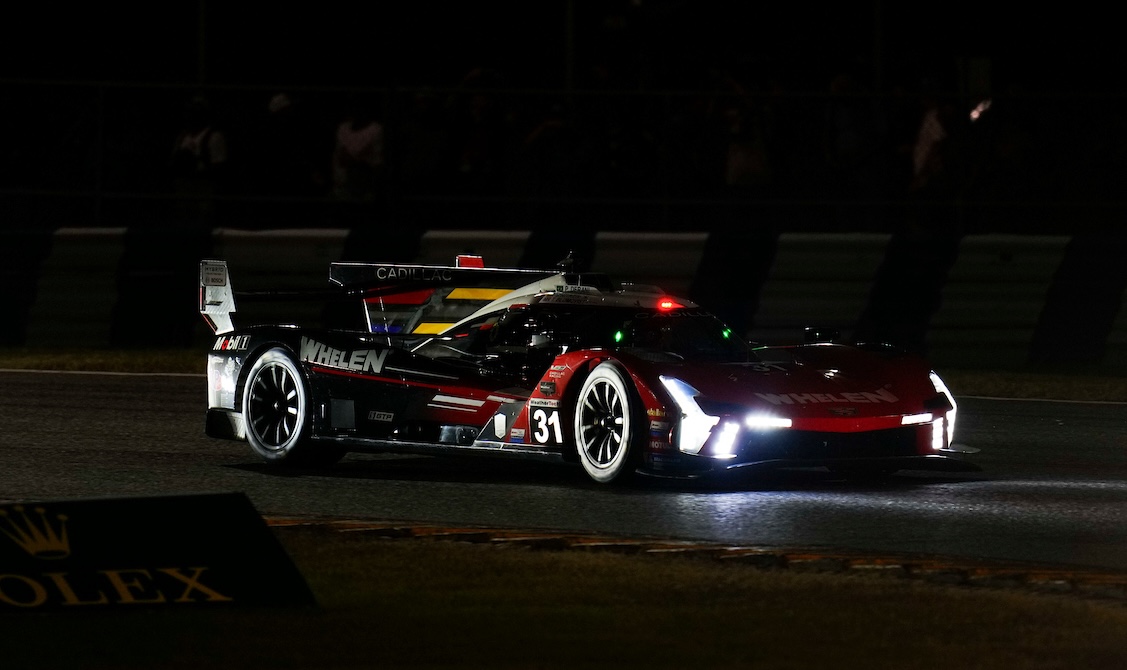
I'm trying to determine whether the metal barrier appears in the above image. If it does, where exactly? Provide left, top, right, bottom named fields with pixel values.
left=12, top=227, right=1127, bottom=372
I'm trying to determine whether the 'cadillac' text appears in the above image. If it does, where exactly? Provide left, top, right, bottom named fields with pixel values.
left=374, top=266, right=453, bottom=281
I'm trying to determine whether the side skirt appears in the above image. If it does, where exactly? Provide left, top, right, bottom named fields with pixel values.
left=309, top=436, right=568, bottom=463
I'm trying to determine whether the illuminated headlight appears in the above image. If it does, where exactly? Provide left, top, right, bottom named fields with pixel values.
left=712, top=421, right=741, bottom=459
left=931, top=417, right=946, bottom=451
left=659, top=376, right=719, bottom=455
left=929, top=371, right=958, bottom=448
left=745, top=415, right=792, bottom=429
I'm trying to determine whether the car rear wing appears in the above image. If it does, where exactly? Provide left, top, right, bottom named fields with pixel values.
left=328, top=256, right=556, bottom=290
left=199, top=255, right=618, bottom=337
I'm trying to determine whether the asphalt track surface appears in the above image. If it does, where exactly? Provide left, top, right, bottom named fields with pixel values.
left=3, top=370, right=1127, bottom=573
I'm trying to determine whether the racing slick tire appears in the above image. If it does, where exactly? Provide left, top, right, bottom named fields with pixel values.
left=242, top=347, right=343, bottom=467
left=573, top=362, right=641, bottom=484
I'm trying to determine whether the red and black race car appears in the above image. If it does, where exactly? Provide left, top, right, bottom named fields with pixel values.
left=199, top=255, right=976, bottom=484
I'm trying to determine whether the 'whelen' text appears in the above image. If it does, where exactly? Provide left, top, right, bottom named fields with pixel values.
left=300, top=337, right=389, bottom=374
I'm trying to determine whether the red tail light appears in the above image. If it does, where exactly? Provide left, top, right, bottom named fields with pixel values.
left=657, top=297, right=683, bottom=311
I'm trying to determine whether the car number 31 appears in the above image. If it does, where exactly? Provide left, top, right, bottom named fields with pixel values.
left=532, top=409, right=564, bottom=444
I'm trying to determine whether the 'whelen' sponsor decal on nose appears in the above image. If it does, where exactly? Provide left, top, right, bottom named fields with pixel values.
left=755, top=388, right=899, bottom=405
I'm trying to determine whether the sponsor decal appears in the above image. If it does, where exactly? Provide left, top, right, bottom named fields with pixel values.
left=646, top=408, right=666, bottom=418
left=827, top=407, right=858, bottom=416
left=493, top=414, right=506, bottom=438
left=367, top=411, right=394, bottom=422
left=300, top=337, right=389, bottom=374
left=529, top=398, right=560, bottom=409
left=548, top=370, right=566, bottom=379
left=538, top=294, right=595, bottom=305
left=0, top=494, right=313, bottom=611
left=539, top=381, right=557, bottom=396
left=649, top=440, right=673, bottom=452
left=374, top=266, right=454, bottom=282
left=200, top=262, right=227, bottom=286
left=649, top=420, right=670, bottom=435
left=509, top=428, right=526, bottom=440
left=755, top=388, right=899, bottom=405
left=213, top=335, right=250, bottom=352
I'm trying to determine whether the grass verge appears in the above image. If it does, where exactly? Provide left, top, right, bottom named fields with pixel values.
left=7, top=526, right=1127, bottom=669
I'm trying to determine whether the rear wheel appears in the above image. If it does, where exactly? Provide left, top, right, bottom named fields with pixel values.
left=573, top=363, right=639, bottom=484
left=242, top=347, right=342, bottom=467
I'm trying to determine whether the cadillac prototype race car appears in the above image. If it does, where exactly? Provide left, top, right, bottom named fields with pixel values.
left=199, top=255, right=977, bottom=484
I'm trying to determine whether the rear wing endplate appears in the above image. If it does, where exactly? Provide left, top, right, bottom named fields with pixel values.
left=199, top=260, right=236, bottom=334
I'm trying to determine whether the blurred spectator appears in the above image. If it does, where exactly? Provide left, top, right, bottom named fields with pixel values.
left=168, top=94, right=229, bottom=226
left=250, top=92, right=327, bottom=198
left=822, top=72, right=887, bottom=205
left=396, top=88, right=449, bottom=195
left=513, top=99, right=582, bottom=198
left=719, top=85, right=773, bottom=197
left=909, top=80, right=953, bottom=193
left=446, top=67, right=511, bottom=194
left=905, top=79, right=962, bottom=233
left=331, top=95, right=385, bottom=202
left=586, top=98, right=659, bottom=197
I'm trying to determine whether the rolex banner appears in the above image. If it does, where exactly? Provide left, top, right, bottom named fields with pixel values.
left=0, top=492, right=316, bottom=611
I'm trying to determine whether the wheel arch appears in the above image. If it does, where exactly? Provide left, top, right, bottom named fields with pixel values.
left=233, top=338, right=306, bottom=411
left=239, top=340, right=343, bottom=466
left=557, top=356, right=605, bottom=463
left=566, top=356, right=649, bottom=483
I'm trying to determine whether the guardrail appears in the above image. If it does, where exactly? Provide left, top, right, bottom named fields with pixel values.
left=9, top=227, right=1126, bottom=372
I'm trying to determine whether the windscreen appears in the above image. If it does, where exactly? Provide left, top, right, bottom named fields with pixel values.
left=539, top=306, right=756, bottom=363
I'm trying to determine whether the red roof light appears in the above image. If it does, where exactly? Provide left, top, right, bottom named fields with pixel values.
left=657, top=297, right=683, bottom=311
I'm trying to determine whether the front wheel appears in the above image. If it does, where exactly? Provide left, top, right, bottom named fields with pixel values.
left=242, top=347, right=342, bottom=467
left=573, top=363, right=639, bottom=484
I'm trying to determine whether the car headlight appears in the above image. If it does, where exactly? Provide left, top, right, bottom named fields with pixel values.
left=929, top=371, right=958, bottom=448
left=659, top=376, right=718, bottom=455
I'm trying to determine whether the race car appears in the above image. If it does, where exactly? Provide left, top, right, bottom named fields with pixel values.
left=199, top=255, right=976, bottom=484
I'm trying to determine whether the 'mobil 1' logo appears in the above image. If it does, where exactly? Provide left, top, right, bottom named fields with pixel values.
left=0, top=504, right=233, bottom=609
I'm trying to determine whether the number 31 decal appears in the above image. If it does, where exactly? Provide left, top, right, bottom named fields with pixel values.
left=532, top=408, right=564, bottom=444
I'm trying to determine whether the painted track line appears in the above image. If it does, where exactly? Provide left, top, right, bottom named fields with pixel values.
left=0, top=368, right=205, bottom=378
left=959, top=394, right=1127, bottom=406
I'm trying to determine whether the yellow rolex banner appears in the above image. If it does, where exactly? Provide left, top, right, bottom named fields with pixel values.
left=0, top=492, right=315, bottom=611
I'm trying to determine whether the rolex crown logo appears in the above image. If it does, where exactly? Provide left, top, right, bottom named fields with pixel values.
left=0, top=505, right=71, bottom=559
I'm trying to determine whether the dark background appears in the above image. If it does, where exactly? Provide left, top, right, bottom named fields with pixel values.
left=1, top=1, right=1122, bottom=235
left=4, top=2, right=1116, bottom=92
left=1, top=2, right=1125, bottom=361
